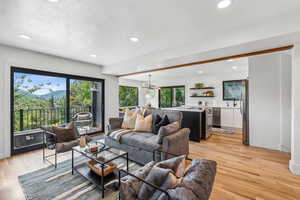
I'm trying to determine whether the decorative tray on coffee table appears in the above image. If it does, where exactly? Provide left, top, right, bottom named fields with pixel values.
left=87, top=157, right=117, bottom=177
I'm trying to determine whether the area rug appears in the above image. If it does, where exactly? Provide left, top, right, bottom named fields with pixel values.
left=18, top=154, right=141, bottom=200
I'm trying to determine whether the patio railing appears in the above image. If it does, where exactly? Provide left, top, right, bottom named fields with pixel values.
left=14, top=106, right=91, bottom=132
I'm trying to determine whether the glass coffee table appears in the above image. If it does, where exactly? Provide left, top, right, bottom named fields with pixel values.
left=72, top=140, right=129, bottom=198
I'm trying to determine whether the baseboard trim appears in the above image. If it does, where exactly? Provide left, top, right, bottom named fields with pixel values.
left=289, top=160, right=300, bottom=175
left=280, top=144, right=291, bottom=152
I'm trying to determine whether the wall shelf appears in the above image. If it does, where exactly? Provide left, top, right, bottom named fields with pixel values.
left=190, top=87, right=215, bottom=90
left=190, top=96, right=215, bottom=98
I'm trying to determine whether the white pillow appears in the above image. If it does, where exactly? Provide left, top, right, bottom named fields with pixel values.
left=134, top=114, right=153, bottom=132
left=121, top=109, right=138, bottom=129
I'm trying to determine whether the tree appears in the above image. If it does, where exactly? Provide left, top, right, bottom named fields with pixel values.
left=70, top=80, right=92, bottom=108
left=119, top=86, right=138, bottom=107
left=14, top=74, right=53, bottom=110
left=159, top=88, right=172, bottom=108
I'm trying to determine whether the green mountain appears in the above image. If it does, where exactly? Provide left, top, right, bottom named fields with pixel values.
left=15, top=90, right=38, bottom=98
left=39, top=90, right=66, bottom=100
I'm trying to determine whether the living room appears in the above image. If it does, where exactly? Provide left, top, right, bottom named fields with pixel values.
left=1, top=0, right=300, bottom=200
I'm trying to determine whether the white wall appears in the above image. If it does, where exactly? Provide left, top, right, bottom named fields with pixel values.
left=280, top=54, right=292, bottom=152
left=0, top=44, right=119, bottom=159
left=148, top=73, right=248, bottom=108
left=248, top=52, right=292, bottom=152
left=290, top=43, right=300, bottom=175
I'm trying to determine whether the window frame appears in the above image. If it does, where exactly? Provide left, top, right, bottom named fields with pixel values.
left=222, top=80, right=245, bottom=101
left=158, top=85, right=185, bottom=108
left=119, top=85, right=139, bottom=108
left=10, top=66, right=105, bottom=155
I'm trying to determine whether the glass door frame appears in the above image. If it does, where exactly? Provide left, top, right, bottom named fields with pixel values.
left=10, top=66, right=105, bottom=155
left=158, top=85, right=185, bottom=108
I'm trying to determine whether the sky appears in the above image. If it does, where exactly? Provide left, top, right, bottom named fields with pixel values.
left=14, top=72, right=66, bottom=95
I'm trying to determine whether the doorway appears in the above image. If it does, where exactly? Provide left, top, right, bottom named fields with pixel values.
left=11, top=67, right=105, bottom=155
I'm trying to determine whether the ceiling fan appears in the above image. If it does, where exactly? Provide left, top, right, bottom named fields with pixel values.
left=142, top=74, right=160, bottom=90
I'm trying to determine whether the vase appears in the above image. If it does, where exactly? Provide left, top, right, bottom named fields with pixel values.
left=79, top=135, right=87, bottom=148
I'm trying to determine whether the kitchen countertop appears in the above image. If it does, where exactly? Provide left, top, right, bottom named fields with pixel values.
left=162, top=107, right=205, bottom=112
left=162, top=106, right=240, bottom=112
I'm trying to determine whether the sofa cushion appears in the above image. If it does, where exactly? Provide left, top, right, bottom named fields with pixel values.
left=155, top=155, right=186, bottom=177
left=154, top=115, right=170, bottom=135
left=134, top=114, right=153, bottom=132
left=138, top=167, right=179, bottom=200
left=120, top=131, right=160, bottom=152
left=119, top=161, right=156, bottom=200
left=160, top=187, right=198, bottom=200
left=53, top=123, right=78, bottom=143
left=56, top=139, right=79, bottom=153
left=145, top=109, right=183, bottom=131
left=182, top=159, right=217, bottom=200
left=157, top=121, right=180, bottom=144
left=121, top=109, right=139, bottom=129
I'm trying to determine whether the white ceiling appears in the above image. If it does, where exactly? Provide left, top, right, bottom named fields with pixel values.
left=0, top=0, right=300, bottom=75
left=121, top=57, right=249, bottom=84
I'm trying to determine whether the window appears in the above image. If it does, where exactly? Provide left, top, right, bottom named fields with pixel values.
left=223, top=80, right=244, bottom=101
left=11, top=67, right=104, bottom=154
left=119, top=86, right=139, bottom=107
left=159, top=86, right=185, bottom=108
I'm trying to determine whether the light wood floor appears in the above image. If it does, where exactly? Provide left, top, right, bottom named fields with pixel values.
left=1, top=133, right=300, bottom=200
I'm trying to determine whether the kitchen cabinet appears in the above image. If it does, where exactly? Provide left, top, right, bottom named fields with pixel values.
left=234, top=109, right=243, bottom=128
left=221, top=108, right=234, bottom=127
left=221, top=108, right=242, bottom=129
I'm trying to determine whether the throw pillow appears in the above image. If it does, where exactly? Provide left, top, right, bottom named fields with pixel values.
left=155, top=155, right=186, bottom=178
left=137, top=167, right=179, bottom=200
left=134, top=114, right=153, bottom=132
left=182, top=159, right=217, bottom=200
left=154, top=115, right=170, bottom=135
left=119, top=161, right=156, bottom=200
left=53, top=123, right=78, bottom=143
left=157, top=121, right=180, bottom=144
left=121, top=109, right=138, bottom=129
left=164, top=187, right=198, bottom=200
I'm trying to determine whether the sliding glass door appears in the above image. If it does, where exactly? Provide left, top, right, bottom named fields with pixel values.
left=11, top=67, right=104, bottom=155
left=13, top=73, right=67, bottom=132
left=70, top=79, right=103, bottom=132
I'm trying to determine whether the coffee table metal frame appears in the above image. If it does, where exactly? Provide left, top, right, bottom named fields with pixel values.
left=72, top=142, right=129, bottom=199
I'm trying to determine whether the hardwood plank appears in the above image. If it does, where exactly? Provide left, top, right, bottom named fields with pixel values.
left=0, top=132, right=300, bottom=200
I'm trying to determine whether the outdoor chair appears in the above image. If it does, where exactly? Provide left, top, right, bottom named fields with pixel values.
left=72, top=112, right=93, bottom=128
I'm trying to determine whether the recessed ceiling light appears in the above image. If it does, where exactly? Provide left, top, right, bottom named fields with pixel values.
left=48, top=0, right=60, bottom=2
left=130, top=37, right=139, bottom=42
left=19, top=34, right=32, bottom=40
left=197, top=70, right=204, bottom=74
left=232, top=66, right=238, bottom=70
left=218, top=0, right=232, bottom=9
left=90, top=54, right=97, bottom=58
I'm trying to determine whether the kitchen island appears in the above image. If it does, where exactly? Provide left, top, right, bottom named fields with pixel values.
left=163, top=107, right=211, bottom=142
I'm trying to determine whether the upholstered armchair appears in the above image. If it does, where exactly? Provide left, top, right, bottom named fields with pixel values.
left=42, top=123, right=82, bottom=168
left=107, top=151, right=217, bottom=200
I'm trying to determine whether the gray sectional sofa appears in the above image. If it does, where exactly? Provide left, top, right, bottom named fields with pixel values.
left=105, top=109, right=190, bottom=165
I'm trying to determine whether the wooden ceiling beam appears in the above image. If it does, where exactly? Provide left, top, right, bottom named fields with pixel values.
left=117, top=45, right=293, bottom=77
